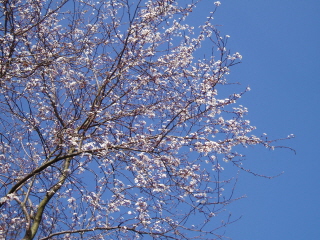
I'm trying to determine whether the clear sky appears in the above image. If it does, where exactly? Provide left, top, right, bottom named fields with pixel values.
left=193, top=1, right=320, bottom=239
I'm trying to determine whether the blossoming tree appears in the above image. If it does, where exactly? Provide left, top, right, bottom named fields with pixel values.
left=0, top=0, right=292, bottom=239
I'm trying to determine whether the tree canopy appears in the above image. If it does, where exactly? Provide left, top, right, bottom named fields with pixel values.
left=0, top=0, right=292, bottom=239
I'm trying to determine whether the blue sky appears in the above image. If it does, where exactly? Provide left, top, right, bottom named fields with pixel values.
left=193, top=1, right=320, bottom=239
